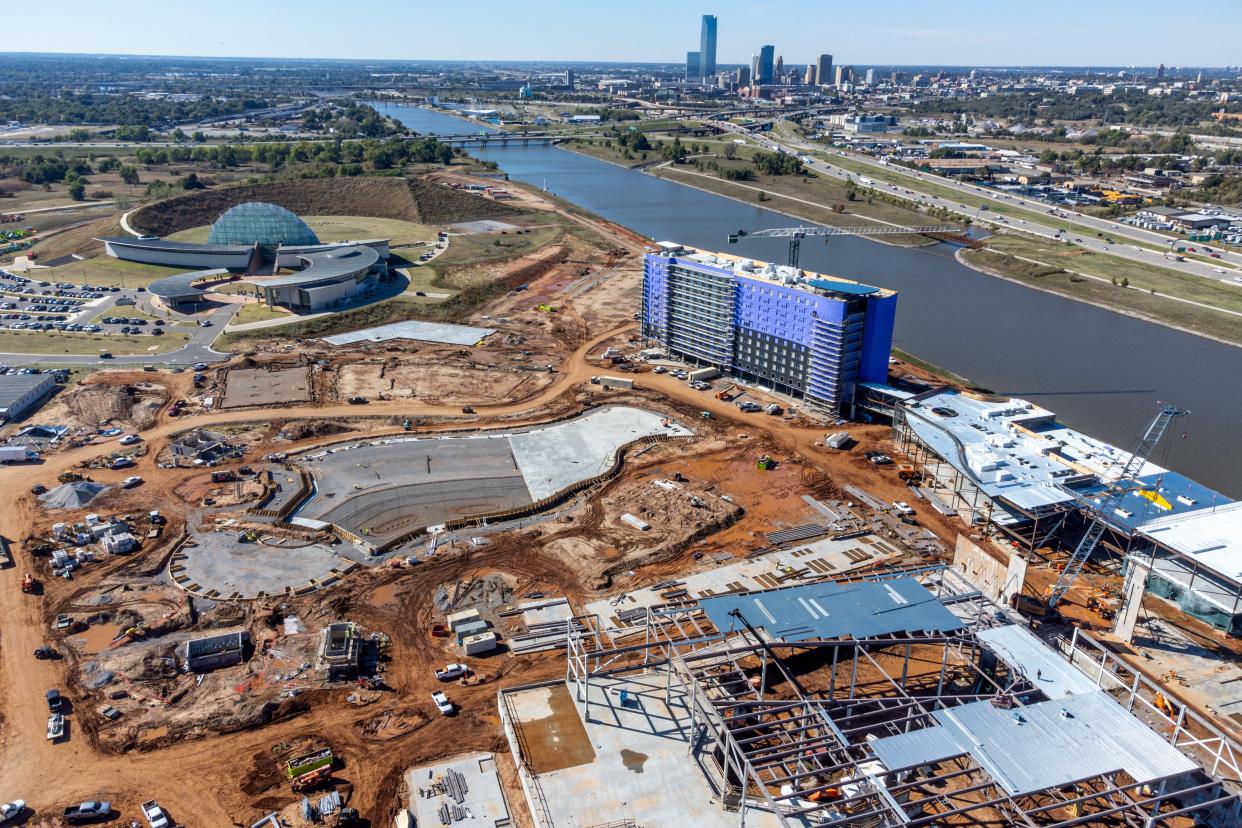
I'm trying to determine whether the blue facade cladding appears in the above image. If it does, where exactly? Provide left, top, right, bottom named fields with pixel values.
left=859, top=292, right=898, bottom=383
left=640, top=248, right=897, bottom=414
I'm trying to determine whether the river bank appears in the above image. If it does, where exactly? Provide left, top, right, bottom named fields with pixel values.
left=957, top=248, right=1242, bottom=350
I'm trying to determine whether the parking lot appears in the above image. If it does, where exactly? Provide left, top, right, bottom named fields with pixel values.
left=0, top=267, right=218, bottom=359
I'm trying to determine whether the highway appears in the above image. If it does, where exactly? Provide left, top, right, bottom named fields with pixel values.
left=715, top=119, right=1242, bottom=289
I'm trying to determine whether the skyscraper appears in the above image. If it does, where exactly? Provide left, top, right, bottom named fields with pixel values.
left=565, top=68, right=576, bottom=90
left=815, top=54, right=833, bottom=86
left=804, top=64, right=816, bottom=85
left=775, top=55, right=784, bottom=82
left=865, top=68, right=875, bottom=85
left=750, top=54, right=760, bottom=85
left=758, top=45, right=775, bottom=85
left=686, top=52, right=701, bottom=81
left=737, top=65, right=751, bottom=86
left=834, top=65, right=850, bottom=87
left=699, top=15, right=717, bottom=78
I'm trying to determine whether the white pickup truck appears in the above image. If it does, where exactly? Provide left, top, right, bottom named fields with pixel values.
left=141, top=799, right=170, bottom=828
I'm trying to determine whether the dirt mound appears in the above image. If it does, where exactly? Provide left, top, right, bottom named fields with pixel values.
left=40, top=481, right=110, bottom=509
left=128, top=176, right=522, bottom=236
left=61, top=382, right=166, bottom=430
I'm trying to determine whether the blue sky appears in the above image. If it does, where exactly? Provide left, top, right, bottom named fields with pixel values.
left=29, top=0, right=1242, bottom=66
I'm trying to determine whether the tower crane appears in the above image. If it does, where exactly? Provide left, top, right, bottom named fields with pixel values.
left=1014, top=403, right=1188, bottom=618
left=728, top=224, right=963, bottom=269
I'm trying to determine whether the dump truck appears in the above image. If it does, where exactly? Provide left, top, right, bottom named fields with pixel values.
left=286, top=745, right=334, bottom=792
left=897, top=463, right=922, bottom=483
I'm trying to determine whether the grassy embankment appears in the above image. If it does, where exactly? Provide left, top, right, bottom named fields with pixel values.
left=649, top=143, right=943, bottom=247
left=215, top=220, right=567, bottom=347
left=964, top=233, right=1242, bottom=347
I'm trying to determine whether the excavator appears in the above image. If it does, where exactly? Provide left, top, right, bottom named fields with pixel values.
left=715, top=383, right=739, bottom=402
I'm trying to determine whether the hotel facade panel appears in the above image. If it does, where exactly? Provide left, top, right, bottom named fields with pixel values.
left=641, top=243, right=896, bottom=413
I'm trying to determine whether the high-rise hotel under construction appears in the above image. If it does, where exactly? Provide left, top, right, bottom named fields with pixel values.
left=641, top=242, right=897, bottom=414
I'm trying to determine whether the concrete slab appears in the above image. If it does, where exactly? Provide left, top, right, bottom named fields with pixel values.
left=584, top=534, right=896, bottom=633
left=175, top=531, right=352, bottom=599
left=450, top=220, right=522, bottom=234
left=505, top=676, right=795, bottom=828
left=406, top=751, right=511, bottom=828
left=321, top=319, right=495, bottom=347
left=510, top=406, right=691, bottom=500
left=221, top=366, right=311, bottom=409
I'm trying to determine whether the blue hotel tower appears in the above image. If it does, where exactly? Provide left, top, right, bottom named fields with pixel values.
left=641, top=243, right=897, bottom=415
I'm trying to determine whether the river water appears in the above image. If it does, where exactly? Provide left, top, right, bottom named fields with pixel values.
left=376, top=102, right=1242, bottom=496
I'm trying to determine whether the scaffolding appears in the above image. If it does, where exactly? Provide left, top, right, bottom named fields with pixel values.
left=555, top=565, right=1241, bottom=827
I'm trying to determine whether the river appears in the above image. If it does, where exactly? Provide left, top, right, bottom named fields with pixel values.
left=375, top=102, right=1242, bottom=497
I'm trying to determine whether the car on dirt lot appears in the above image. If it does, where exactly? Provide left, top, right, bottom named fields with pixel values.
left=347, top=396, right=368, bottom=405
left=62, top=801, right=113, bottom=824
left=141, top=800, right=170, bottom=828
left=119, top=434, right=140, bottom=445
left=432, top=691, right=455, bottom=715
left=34, top=646, right=57, bottom=660
left=0, top=800, right=25, bottom=825
left=46, top=688, right=63, bottom=712
left=121, top=476, right=143, bottom=488
left=891, top=501, right=915, bottom=516
left=30, top=484, right=46, bottom=495
left=737, top=401, right=762, bottom=413
left=435, top=663, right=469, bottom=682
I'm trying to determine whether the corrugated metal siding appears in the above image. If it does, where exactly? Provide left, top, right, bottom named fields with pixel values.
left=870, top=726, right=964, bottom=771
left=977, top=624, right=1101, bottom=700
left=699, top=576, right=964, bottom=641
left=930, top=694, right=1197, bottom=795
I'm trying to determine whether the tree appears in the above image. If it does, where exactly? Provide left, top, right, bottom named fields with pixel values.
left=68, top=181, right=85, bottom=201
left=722, top=143, right=737, bottom=160
left=66, top=127, right=90, bottom=143
left=119, top=165, right=139, bottom=186
left=172, top=128, right=187, bottom=142
left=192, top=131, right=205, bottom=143
left=181, top=172, right=205, bottom=190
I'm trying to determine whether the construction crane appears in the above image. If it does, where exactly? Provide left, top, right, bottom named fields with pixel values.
left=1021, top=403, right=1188, bottom=617
left=728, top=224, right=962, bottom=268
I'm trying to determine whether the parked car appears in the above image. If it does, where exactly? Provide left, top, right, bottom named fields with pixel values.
left=62, top=801, right=113, bottom=824
left=141, top=800, right=170, bottom=828
left=121, top=476, right=143, bottom=489
left=119, top=434, right=141, bottom=445
left=891, top=501, right=915, bottom=516
left=435, top=663, right=469, bottom=682
left=0, top=800, right=25, bottom=825
left=347, top=396, right=368, bottom=405
left=431, top=691, right=455, bottom=715
left=34, top=645, right=57, bottom=659
left=30, top=484, right=46, bottom=495
left=46, top=688, right=63, bottom=712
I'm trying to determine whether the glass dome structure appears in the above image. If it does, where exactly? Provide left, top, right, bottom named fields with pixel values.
left=207, top=202, right=320, bottom=248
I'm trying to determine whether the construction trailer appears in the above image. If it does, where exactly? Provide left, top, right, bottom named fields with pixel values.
left=501, top=564, right=1242, bottom=828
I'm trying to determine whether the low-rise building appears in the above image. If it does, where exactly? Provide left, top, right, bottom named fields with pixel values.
left=0, top=374, right=56, bottom=422
left=184, top=630, right=250, bottom=673
left=319, top=622, right=360, bottom=681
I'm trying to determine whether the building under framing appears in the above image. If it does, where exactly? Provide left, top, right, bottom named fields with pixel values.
left=499, top=565, right=1242, bottom=827
left=890, top=388, right=1242, bottom=634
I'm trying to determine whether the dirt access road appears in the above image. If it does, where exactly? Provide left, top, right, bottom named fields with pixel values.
left=0, top=199, right=959, bottom=823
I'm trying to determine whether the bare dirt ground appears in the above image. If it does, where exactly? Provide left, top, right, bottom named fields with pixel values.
left=0, top=175, right=985, bottom=827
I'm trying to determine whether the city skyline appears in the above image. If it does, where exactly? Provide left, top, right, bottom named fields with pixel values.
left=22, top=0, right=1242, bottom=66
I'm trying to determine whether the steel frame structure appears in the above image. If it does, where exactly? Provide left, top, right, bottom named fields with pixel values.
left=557, top=565, right=1242, bottom=827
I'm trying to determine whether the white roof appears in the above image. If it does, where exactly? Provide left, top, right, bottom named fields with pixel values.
left=1140, top=502, right=1242, bottom=584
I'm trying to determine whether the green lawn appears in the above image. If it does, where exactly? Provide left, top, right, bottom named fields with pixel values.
left=168, top=215, right=438, bottom=246
left=651, top=163, right=936, bottom=246
left=230, top=302, right=291, bottom=325
left=0, top=329, right=192, bottom=355
left=43, top=256, right=190, bottom=288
